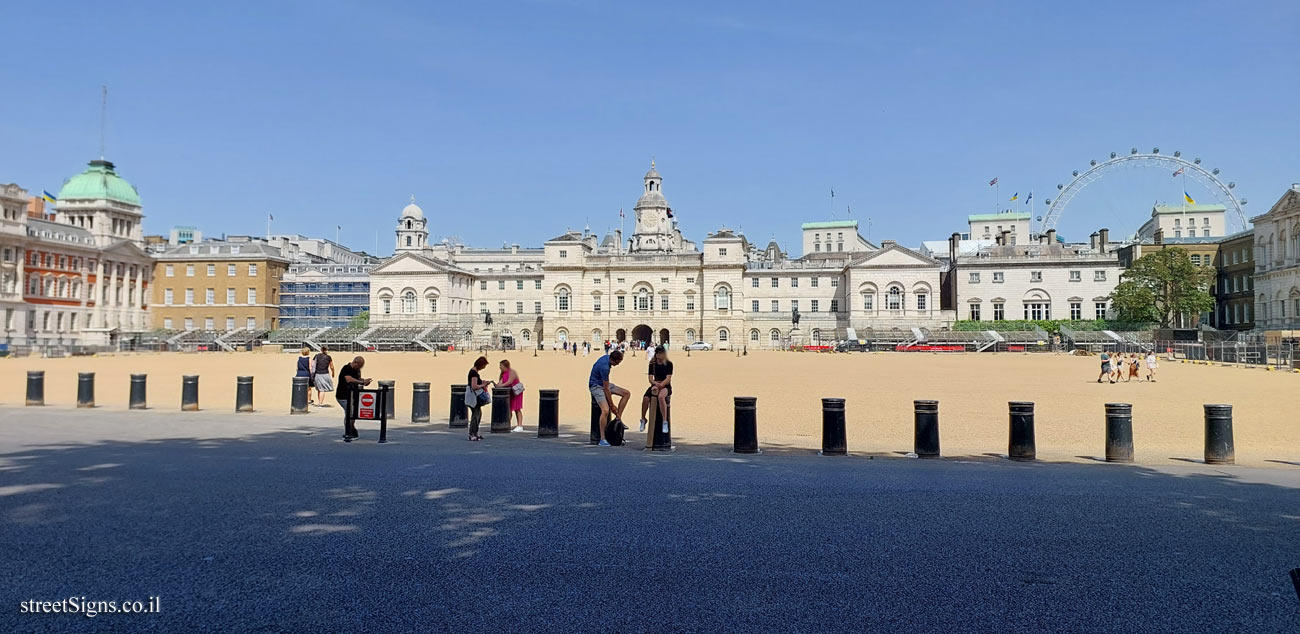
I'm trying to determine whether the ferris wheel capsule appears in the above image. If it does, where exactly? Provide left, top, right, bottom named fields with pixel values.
left=1152, top=147, right=1160, bottom=154
left=1072, top=170, right=1079, bottom=177
left=1057, top=184, right=1063, bottom=190
left=1173, top=150, right=1181, bottom=158
left=1212, top=168, right=1220, bottom=175
left=1228, top=182, right=1235, bottom=189
left=1131, top=148, right=1138, bottom=154
left=1090, top=159, right=1097, bottom=166
left=1194, top=157, right=1202, bottom=164
left=1110, top=152, right=1117, bottom=159
left=1044, top=199, right=1052, bottom=205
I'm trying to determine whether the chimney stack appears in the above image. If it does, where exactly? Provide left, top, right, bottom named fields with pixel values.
left=949, top=232, right=960, bottom=261
left=995, top=233, right=1003, bottom=246
left=1046, top=228, right=1056, bottom=245
left=1089, top=232, right=1100, bottom=251
left=1098, top=228, right=1110, bottom=253
left=1001, top=230, right=1012, bottom=246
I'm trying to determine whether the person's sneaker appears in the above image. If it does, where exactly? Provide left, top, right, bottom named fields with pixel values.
left=598, top=439, right=611, bottom=447
left=662, top=421, right=669, bottom=433
left=638, top=418, right=647, bottom=432
left=342, top=435, right=353, bottom=442
left=512, top=426, right=524, bottom=433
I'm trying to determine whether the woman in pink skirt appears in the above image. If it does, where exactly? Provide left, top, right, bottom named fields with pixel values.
left=496, top=359, right=525, bottom=432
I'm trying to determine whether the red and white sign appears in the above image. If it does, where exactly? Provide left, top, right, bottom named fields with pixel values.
left=357, top=392, right=376, bottom=419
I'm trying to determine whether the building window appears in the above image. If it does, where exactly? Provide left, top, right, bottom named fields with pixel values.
left=480, top=280, right=487, bottom=290
left=227, top=288, right=236, bottom=304
left=715, top=287, right=731, bottom=310
left=751, top=278, right=759, bottom=288
left=791, top=300, right=799, bottom=314
left=165, top=264, right=174, bottom=277
left=1202, top=230, right=1209, bottom=237
left=660, top=295, right=669, bottom=311
left=637, top=289, right=650, bottom=311
left=186, top=264, right=195, bottom=277
left=205, top=288, right=215, bottom=305
left=204, top=317, right=214, bottom=330
left=969, top=304, right=981, bottom=320
left=993, top=302, right=1005, bottom=321
left=811, top=277, right=819, bottom=288
left=479, top=302, right=487, bottom=313
left=862, top=293, right=874, bottom=311
left=791, top=278, right=799, bottom=288
left=248, top=288, right=257, bottom=304
left=815, top=243, right=821, bottom=252
left=534, top=301, right=542, bottom=314
left=751, top=300, right=759, bottom=313
left=522, top=329, right=531, bottom=342
left=992, top=272, right=1004, bottom=283
left=811, top=299, right=819, bottom=312
left=381, top=298, right=391, bottom=314
left=227, top=264, right=236, bottom=276
left=1095, top=302, right=1107, bottom=320
left=1191, top=254, right=1201, bottom=265
left=1023, top=302, right=1049, bottom=320
left=593, top=296, right=602, bottom=313
left=1094, top=270, right=1107, bottom=282
left=750, top=329, right=759, bottom=342
left=1174, top=230, right=1181, bottom=238
left=969, top=272, right=980, bottom=283
left=770, top=277, right=778, bottom=288
left=1069, top=270, right=1081, bottom=282
left=163, top=317, right=173, bottom=329
left=248, top=264, right=258, bottom=277
left=429, top=298, right=439, bottom=313
left=830, top=278, right=839, bottom=287
left=916, top=294, right=927, bottom=311
left=515, top=301, right=523, bottom=314
left=164, top=289, right=174, bottom=305
left=617, top=295, right=625, bottom=311
left=498, top=301, right=505, bottom=314
left=557, top=289, right=570, bottom=311
left=830, top=299, right=838, bottom=313
left=559, top=250, right=568, bottom=258
left=718, top=328, right=729, bottom=342
left=686, top=277, right=695, bottom=284
left=184, top=288, right=194, bottom=305
left=770, top=300, right=779, bottom=313
left=517, top=280, right=524, bottom=290
left=886, top=287, right=902, bottom=310
left=769, top=329, right=780, bottom=344
left=497, top=280, right=505, bottom=290
left=686, top=295, right=695, bottom=311
left=184, top=317, right=194, bottom=330
left=1070, top=302, right=1082, bottom=320
left=719, top=248, right=727, bottom=256
left=401, top=291, right=416, bottom=313
left=206, top=264, right=215, bottom=276
left=1030, top=271, right=1042, bottom=283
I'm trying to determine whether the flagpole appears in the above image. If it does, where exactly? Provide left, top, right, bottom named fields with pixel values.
left=995, top=181, right=1000, bottom=214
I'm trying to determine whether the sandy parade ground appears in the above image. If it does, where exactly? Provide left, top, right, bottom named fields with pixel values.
left=2, top=349, right=1298, bottom=467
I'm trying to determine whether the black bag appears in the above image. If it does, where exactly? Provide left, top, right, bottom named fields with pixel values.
left=605, top=418, right=628, bottom=446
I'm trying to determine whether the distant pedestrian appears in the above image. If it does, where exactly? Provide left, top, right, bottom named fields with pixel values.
left=336, top=356, right=372, bottom=442
left=1128, top=353, right=1141, bottom=382
left=1146, top=351, right=1159, bottom=382
left=296, top=347, right=315, bottom=403
left=589, top=350, right=630, bottom=446
left=312, top=346, right=335, bottom=406
left=465, top=356, right=493, bottom=441
left=1097, top=352, right=1114, bottom=384
left=496, top=359, right=525, bottom=432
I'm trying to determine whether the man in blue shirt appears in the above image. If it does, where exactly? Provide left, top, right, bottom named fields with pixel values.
left=588, top=350, right=630, bottom=446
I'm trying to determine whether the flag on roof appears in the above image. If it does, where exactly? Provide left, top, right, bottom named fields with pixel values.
left=988, top=177, right=998, bottom=186
left=1009, top=192, right=1019, bottom=202
left=268, top=213, right=274, bottom=221
left=41, top=190, right=57, bottom=203
left=1024, top=191, right=1032, bottom=204
left=1172, top=167, right=1185, bottom=177
left=1184, top=191, right=1196, bottom=205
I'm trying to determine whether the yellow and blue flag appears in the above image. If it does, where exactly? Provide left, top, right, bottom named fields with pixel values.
left=1009, top=192, right=1019, bottom=202
left=41, top=190, right=56, bottom=204
left=1183, top=191, right=1195, bottom=205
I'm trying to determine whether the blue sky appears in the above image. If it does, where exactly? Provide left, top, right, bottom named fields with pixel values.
left=2, top=0, right=1297, bottom=255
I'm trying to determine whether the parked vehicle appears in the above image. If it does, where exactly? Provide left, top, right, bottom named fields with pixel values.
left=834, top=340, right=870, bottom=353
left=683, top=341, right=713, bottom=351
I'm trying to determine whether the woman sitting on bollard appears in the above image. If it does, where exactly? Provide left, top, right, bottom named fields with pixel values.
left=496, top=359, right=525, bottom=433
left=296, top=347, right=315, bottom=404
left=465, top=356, right=493, bottom=441
left=638, top=346, right=673, bottom=434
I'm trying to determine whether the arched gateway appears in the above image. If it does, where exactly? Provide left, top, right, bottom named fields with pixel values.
left=632, top=324, right=653, bottom=345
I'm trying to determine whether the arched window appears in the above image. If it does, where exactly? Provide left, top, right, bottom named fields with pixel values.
left=556, top=288, right=570, bottom=311
left=718, top=328, right=729, bottom=342
left=521, top=329, right=531, bottom=342
left=638, top=288, right=650, bottom=311
left=592, top=329, right=602, bottom=342
left=685, top=328, right=697, bottom=343
left=769, top=329, right=781, bottom=344
left=714, top=286, right=731, bottom=310
left=811, top=329, right=821, bottom=344
left=556, top=329, right=568, bottom=343
left=750, top=329, right=759, bottom=342
left=405, top=236, right=412, bottom=247
left=402, top=291, right=417, bottom=313
left=405, top=220, right=412, bottom=230
left=887, top=286, right=903, bottom=310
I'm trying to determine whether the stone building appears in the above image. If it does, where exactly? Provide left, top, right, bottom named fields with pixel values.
left=150, top=239, right=290, bottom=332
left=368, top=165, right=954, bottom=349
left=1251, top=183, right=1300, bottom=333
left=1214, top=230, right=1255, bottom=331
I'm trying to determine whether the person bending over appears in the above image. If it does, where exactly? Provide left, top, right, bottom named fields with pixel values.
left=588, top=350, right=629, bottom=447
left=336, top=356, right=372, bottom=442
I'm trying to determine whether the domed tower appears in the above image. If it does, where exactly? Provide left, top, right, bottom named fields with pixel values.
left=630, top=161, right=684, bottom=253
left=395, top=195, right=428, bottom=252
left=54, top=158, right=144, bottom=246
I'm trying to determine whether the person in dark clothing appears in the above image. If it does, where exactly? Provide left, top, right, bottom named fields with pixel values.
left=466, top=356, right=493, bottom=441
left=295, top=347, right=314, bottom=403
left=312, top=346, right=335, bottom=407
left=335, top=356, right=371, bottom=442
left=638, top=346, right=673, bottom=433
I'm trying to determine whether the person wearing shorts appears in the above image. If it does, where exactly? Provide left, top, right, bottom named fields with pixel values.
left=639, top=346, right=673, bottom=434
left=1145, top=351, right=1158, bottom=382
left=1098, top=352, right=1113, bottom=384
left=588, top=350, right=629, bottom=446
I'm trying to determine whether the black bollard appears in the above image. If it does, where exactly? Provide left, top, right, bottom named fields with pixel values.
left=411, top=382, right=430, bottom=423
left=1008, top=401, right=1036, bottom=461
left=590, top=396, right=602, bottom=445
left=650, top=393, right=672, bottom=451
left=490, top=386, right=512, bottom=433
left=129, top=374, right=147, bottom=410
left=378, top=383, right=391, bottom=444
left=733, top=396, right=759, bottom=454
left=1104, top=403, right=1134, bottom=463
left=913, top=399, right=940, bottom=458
left=1203, top=404, right=1234, bottom=465
left=379, top=380, right=396, bottom=420
left=820, top=398, right=847, bottom=456
left=290, top=376, right=310, bottom=414
left=26, top=370, right=44, bottom=406
left=181, top=375, right=199, bottom=411
left=537, top=389, right=559, bottom=437
left=449, top=384, right=468, bottom=428
left=235, top=376, right=254, bottom=413
left=77, top=372, right=95, bottom=408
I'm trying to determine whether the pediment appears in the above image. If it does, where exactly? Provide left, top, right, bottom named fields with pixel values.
left=850, top=244, right=939, bottom=268
left=371, top=251, right=460, bottom=275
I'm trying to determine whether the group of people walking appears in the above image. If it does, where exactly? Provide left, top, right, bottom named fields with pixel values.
left=1097, top=351, right=1158, bottom=384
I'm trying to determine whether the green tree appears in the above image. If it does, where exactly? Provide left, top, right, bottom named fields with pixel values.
left=347, top=310, right=370, bottom=329
left=1109, top=247, right=1215, bottom=328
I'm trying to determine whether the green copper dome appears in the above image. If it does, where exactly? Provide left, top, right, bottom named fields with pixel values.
left=57, top=159, right=141, bottom=206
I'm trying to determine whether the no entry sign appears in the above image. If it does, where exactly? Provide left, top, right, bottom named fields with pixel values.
left=358, top=392, right=376, bottom=419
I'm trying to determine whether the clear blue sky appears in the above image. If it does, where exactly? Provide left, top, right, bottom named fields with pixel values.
left=3, top=0, right=1297, bottom=256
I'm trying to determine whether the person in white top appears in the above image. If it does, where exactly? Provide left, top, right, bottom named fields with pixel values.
left=1145, top=351, right=1158, bottom=382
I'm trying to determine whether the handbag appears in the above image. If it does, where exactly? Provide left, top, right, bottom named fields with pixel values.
left=464, top=385, right=478, bottom=408
left=512, top=382, right=525, bottom=395
left=477, top=389, right=491, bottom=405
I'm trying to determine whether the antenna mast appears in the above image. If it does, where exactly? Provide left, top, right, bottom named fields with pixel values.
left=99, top=85, right=108, bottom=159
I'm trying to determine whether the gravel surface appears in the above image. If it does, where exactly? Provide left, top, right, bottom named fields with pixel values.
left=1, top=407, right=1298, bottom=633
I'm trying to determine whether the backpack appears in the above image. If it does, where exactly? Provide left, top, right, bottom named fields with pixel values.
left=605, top=418, right=628, bottom=446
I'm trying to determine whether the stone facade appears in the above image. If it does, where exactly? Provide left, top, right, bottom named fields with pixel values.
left=369, top=166, right=955, bottom=349
left=1251, top=184, right=1300, bottom=331
left=150, top=239, right=290, bottom=332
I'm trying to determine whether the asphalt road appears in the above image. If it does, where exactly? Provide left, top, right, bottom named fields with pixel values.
left=1, top=408, right=1298, bottom=633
